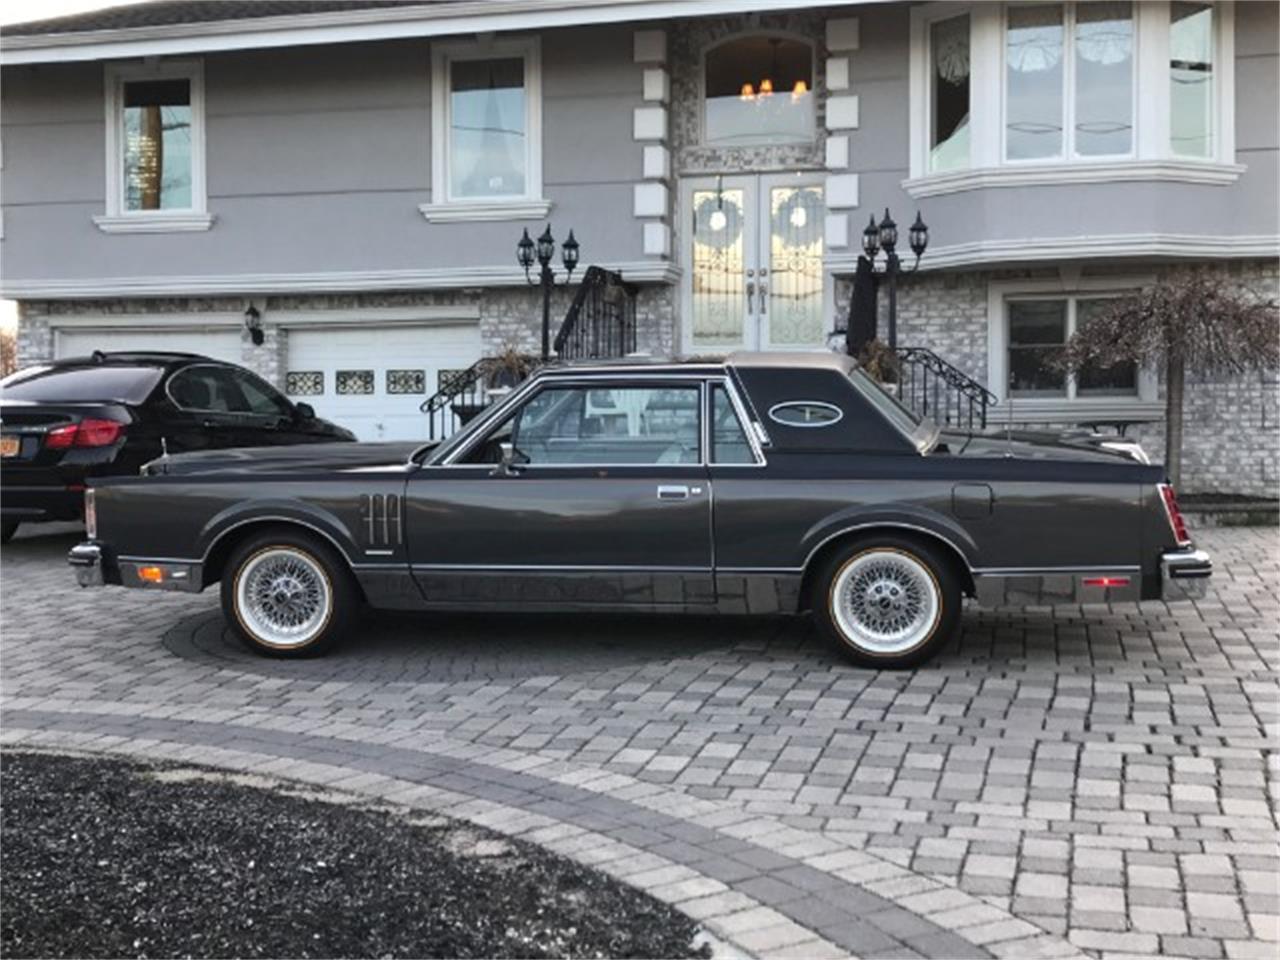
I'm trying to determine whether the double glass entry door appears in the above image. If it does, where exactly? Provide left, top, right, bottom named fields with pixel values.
left=684, top=174, right=826, bottom=353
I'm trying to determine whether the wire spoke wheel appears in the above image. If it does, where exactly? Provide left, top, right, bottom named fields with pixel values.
left=235, top=547, right=332, bottom=649
left=831, top=548, right=941, bottom=654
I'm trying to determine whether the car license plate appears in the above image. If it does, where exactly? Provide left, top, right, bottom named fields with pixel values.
left=0, top=436, right=19, bottom=458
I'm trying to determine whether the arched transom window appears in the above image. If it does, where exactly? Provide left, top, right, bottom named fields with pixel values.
left=704, top=35, right=815, bottom=146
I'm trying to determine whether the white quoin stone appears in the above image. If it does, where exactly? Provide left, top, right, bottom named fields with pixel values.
left=632, top=106, right=668, bottom=141
left=633, top=182, right=668, bottom=218
left=826, top=17, right=860, bottom=51
left=643, top=222, right=671, bottom=257
left=826, top=173, right=860, bottom=209
left=642, top=144, right=671, bottom=180
left=826, top=57, right=850, bottom=91
left=633, top=29, right=667, bottom=64
left=642, top=67, right=670, bottom=103
left=825, top=135, right=850, bottom=170
left=824, top=213, right=850, bottom=249
left=827, top=95, right=860, bottom=131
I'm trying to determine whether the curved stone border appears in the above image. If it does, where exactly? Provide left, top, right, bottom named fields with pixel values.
left=2, top=709, right=1086, bottom=960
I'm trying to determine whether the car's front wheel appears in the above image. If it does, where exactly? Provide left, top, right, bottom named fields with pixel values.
left=813, top=535, right=961, bottom=669
left=221, top=529, right=354, bottom=657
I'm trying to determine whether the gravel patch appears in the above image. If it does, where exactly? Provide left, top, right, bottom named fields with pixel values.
left=1, top=751, right=711, bottom=959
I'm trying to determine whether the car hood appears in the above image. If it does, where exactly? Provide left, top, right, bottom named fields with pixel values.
left=142, top=441, right=430, bottom=476
left=935, top=428, right=1153, bottom=466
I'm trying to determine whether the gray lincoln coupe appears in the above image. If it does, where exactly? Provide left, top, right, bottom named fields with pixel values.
left=69, top=352, right=1210, bottom=668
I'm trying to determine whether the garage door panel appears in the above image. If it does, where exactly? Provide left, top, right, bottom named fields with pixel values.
left=286, top=324, right=481, bottom=442
left=56, top=328, right=242, bottom=365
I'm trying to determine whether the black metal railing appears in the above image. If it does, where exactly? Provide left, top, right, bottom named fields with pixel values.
left=418, top=358, right=547, bottom=441
left=892, top=347, right=996, bottom=431
left=554, top=265, right=638, bottom=361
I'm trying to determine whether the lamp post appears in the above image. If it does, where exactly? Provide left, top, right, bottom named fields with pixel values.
left=517, top=225, right=580, bottom=360
left=860, top=209, right=929, bottom=351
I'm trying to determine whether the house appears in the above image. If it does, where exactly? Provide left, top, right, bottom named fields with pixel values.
left=1, top=0, right=1275, bottom=493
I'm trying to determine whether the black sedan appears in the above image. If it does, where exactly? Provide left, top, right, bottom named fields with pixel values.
left=68, top=352, right=1210, bottom=668
left=1, top=351, right=354, bottom=541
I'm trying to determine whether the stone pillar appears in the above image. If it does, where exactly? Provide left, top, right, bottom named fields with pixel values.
left=15, top=303, right=54, bottom=368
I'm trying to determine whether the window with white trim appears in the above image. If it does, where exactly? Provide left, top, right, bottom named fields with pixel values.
left=1004, top=2, right=1135, bottom=161
left=907, top=1, right=1237, bottom=189
left=99, top=60, right=208, bottom=231
left=988, top=280, right=1160, bottom=419
left=426, top=38, right=547, bottom=221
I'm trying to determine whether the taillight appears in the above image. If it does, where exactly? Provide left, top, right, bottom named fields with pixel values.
left=1159, top=483, right=1191, bottom=547
left=43, top=418, right=125, bottom=450
left=44, top=424, right=78, bottom=449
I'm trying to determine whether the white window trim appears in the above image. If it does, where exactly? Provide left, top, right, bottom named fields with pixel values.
left=421, top=36, right=549, bottom=223
left=95, top=58, right=212, bottom=234
left=987, top=276, right=1163, bottom=424
left=906, top=1, right=1238, bottom=197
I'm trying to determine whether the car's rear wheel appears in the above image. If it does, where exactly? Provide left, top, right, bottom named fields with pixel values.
left=221, top=529, right=354, bottom=657
left=813, top=535, right=961, bottom=669
left=1, top=521, right=18, bottom=544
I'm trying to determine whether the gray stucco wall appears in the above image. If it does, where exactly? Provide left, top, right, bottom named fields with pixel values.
left=3, top=3, right=1276, bottom=291
left=0, top=25, right=646, bottom=285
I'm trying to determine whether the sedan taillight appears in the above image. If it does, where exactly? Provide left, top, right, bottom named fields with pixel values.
left=1158, top=483, right=1192, bottom=547
left=44, top=418, right=126, bottom=449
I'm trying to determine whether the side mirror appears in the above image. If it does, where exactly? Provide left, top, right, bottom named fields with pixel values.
left=295, top=402, right=316, bottom=421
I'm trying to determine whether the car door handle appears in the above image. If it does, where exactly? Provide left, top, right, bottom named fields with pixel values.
left=657, top=484, right=690, bottom=501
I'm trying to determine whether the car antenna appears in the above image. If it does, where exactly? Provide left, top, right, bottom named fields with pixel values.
left=160, top=437, right=170, bottom=460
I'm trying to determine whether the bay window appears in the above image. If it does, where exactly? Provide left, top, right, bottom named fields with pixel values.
left=929, top=13, right=971, bottom=172
left=1170, top=2, right=1214, bottom=157
left=1005, top=2, right=1134, bottom=162
left=908, top=1, right=1236, bottom=190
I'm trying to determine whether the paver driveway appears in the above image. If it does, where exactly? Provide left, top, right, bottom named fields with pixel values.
left=2, top=523, right=1277, bottom=960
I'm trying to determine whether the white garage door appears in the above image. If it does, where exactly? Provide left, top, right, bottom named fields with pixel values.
left=56, top=327, right=242, bottom=364
left=285, top=324, right=481, bottom=441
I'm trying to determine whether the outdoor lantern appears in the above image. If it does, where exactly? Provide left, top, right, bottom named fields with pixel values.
left=909, top=212, right=929, bottom=259
left=536, top=225, right=555, bottom=266
left=862, top=215, right=880, bottom=257
left=878, top=209, right=898, bottom=253
left=243, top=304, right=264, bottom=346
left=516, top=228, right=535, bottom=270
left=561, top=229, right=580, bottom=274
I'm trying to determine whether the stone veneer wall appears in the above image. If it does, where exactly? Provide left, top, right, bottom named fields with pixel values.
left=835, top=259, right=1279, bottom=497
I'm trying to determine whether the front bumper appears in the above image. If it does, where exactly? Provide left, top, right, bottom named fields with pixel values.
left=1161, top=548, right=1212, bottom=601
left=67, top=540, right=202, bottom=593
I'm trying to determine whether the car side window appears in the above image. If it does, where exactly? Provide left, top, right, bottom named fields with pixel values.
left=228, top=369, right=293, bottom=418
left=710, top=385, right=756, bottom=464
left=168, top=366, right=233, bottom=412
left=475, top=384, right=702, bottom=466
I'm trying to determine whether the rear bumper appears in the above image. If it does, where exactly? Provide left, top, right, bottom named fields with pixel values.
left=68, top=541, right=112, bottom=587
left=67, top=540, right=202, bottom=593
left=2, top=485, right=83, bottom=522
left=1160, top=548, right=1212, bottom=601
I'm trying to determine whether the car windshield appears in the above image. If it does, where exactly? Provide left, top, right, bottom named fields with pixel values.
left=0, top=365, right=163, bottom=404
left=847, top=366, right=939, bottom=451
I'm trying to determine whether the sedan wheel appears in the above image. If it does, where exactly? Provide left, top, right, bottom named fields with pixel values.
left=815, top=537, right=961, bottom=668
left=222, top=530, right=353, bottom=657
